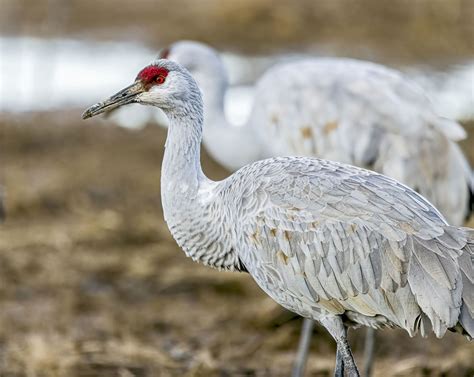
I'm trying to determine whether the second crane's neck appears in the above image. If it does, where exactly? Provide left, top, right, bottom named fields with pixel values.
left=197, top=72, right=262, bottom=171
left=198, top=72, right=227, bottom=127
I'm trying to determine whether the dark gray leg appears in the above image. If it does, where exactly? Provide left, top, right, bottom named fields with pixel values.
left=291, top=318, right=314, bottom=377
left=334, top=347, right=345, bottom=377
left=320, top=316, right=360, bottom=377
left=363, top=327, right=375, bottom=377
left=336, top=337, right=359, bottom=377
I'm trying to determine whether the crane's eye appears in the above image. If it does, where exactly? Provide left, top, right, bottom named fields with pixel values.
left=155, top=75, right=166, bottom=85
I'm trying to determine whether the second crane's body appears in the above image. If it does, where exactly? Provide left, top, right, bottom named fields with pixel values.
left=251, top=59, right=472, bottom=226
left=164, top=42, right=473, bottom=227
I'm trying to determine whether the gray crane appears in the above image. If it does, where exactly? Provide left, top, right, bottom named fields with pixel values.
left=160, top=40, right=474, bottom=376
left=83, top=59, right=474, bottom=377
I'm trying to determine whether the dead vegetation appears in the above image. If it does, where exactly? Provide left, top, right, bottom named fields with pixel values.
left=0, top=113, right=472, bottom=376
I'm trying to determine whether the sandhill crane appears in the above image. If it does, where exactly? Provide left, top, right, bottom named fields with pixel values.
left=160, top=41, right=474, bottom=376
left=83, top=59, right=474, bottom=377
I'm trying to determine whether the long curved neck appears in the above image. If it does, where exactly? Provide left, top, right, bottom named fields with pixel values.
left=161, top=105, right=244, bottom=271
left=197, top=72, right=262, bottom=171
left=162, top=108, right=206, bottom=193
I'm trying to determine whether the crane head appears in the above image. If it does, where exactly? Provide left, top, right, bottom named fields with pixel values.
left=82, top=59, right=202, bottom=119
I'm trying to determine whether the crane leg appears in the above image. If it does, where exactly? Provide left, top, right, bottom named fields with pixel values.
left=334, top=347, right=345, bottom=377
left=291, top=318, right=314, bottom=377
left=362, top=327, right=375, bottom=377
left=320, top=316, right=360, bottom=377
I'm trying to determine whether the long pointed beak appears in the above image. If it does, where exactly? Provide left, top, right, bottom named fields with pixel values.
left=82, top=81, right=145, bottom=119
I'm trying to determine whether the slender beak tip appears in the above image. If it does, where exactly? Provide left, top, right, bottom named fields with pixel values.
left=82, top=103, right=101, bottom=120
left=81, top=82, right=143, bottom=121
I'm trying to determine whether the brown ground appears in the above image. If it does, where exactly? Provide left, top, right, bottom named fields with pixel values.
left=0, top=113, right=473, bottom=377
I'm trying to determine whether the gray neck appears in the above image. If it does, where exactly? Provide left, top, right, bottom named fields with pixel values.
left=162, top=107, right=205, bottom=193
left=161, top=104, right=244, bottom=271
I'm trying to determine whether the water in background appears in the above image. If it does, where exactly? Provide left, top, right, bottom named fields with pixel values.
left=1, top=36, right=473, bottom=129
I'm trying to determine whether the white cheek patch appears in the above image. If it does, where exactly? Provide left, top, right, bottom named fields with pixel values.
left=137, top=91, right=155, bottom=104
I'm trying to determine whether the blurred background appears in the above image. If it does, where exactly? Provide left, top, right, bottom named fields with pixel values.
left=0, top=0, right=473, bottom=376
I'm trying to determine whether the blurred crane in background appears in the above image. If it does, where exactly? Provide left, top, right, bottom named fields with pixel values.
left=83, top=59, right=474, bottom=377
left=160, top=40, right=474, bottom=377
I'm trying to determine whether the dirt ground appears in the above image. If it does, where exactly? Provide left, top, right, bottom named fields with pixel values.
left=0, top=113, right=472, bottom=377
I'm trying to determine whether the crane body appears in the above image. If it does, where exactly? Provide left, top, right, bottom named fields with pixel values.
left=83, top=59, right=474, bottom=377
left=162, top=42, right=474, bottom=376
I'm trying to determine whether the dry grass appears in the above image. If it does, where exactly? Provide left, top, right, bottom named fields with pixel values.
left=0, top=112, right=472, bottom=376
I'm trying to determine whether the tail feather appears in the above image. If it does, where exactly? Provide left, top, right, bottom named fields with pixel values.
left=456, top=236, right=474, bottom=339
left=434, top=117, right=467, bottom=141
left=459, top=304, right=474, bottom=339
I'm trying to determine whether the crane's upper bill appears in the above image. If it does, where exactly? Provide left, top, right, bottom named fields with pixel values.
left=82, top=81, right=144, bottom=119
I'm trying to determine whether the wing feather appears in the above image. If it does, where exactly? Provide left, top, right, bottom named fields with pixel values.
left=224, top=157, right=471, bottom=336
